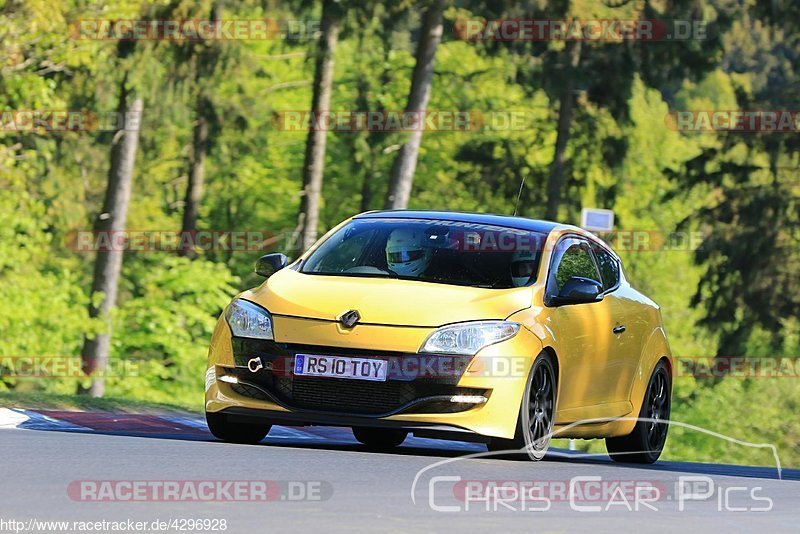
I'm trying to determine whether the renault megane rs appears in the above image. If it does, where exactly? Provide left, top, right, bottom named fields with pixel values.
left=205, top=211, right=673, bottom=463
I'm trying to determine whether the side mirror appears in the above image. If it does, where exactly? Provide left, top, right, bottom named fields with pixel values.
left=255, top=253, right=287, bottom=278
left=550, top=277, right=603, bottom=306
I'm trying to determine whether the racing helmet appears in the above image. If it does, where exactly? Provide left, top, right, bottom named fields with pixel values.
left=510, top=249, right=538, bottom=287
left=386, top=227, right=432, bottom=276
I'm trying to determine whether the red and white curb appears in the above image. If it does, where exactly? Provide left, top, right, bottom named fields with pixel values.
left=0, top=407, right=360, bottom=440
left=0, top=407, right=293, bottom=438
left=0, top=408, right=90, bottom=431
left=0, top=407, right=483, bottom=450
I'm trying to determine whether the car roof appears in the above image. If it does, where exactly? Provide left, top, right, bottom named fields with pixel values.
left=354, top=210, right=561, bottom=234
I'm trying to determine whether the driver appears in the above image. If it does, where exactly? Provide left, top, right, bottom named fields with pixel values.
left=510, top=249, right=538, bottom=287
left=386, top=227, right=432, bottom=276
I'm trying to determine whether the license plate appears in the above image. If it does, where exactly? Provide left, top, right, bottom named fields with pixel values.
left=293, top=354, right=388, bottom=382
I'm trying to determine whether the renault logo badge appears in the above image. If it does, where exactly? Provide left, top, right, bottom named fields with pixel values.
left=338, top=310, right=360, bottom=328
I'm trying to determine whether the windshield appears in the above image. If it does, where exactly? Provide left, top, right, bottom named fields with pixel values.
left=301, top=217, right=547, bottom=289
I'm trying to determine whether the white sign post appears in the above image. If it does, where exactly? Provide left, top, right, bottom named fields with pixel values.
left=580, top=208, right=615, bottom=232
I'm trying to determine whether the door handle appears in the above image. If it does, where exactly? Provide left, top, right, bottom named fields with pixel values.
left=613, top=325, right=626, bottom=334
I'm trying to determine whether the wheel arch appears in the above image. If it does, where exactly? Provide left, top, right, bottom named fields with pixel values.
left=541, top=345, right=560, bottom=392
left=629, top=327, right=673, bottom=415
left=659, top=354, right=672, bottom=380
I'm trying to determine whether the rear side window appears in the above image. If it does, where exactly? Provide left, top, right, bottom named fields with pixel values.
left=555, top=242, right=601, bottom=292
left=592, top=244, right=620, bottom=291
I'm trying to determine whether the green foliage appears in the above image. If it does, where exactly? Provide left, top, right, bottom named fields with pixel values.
left=668, top=1, right=800, bottom=357
left=103, top=256, right=238, bottom=408
left=669, top=377, right=800, bottom=468
left=0, top=176, right=90, bottom=368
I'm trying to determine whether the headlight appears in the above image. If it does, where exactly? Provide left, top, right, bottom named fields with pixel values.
left=420, top=321, right=520, bottom=356
left=224, top=298, right=274, bottom=340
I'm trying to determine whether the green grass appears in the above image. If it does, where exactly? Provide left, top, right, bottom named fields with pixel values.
left=0, top=390, right=201, bottom=416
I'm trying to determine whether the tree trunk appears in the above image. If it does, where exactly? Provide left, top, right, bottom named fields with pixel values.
left=293, top=0, right=341, bottom=256
left=354, top=31, right=374, bottom=213
left=179, top=95, right=210, bottom=257
left=80, top=95, right=144, bottom=397
left=359, top=159, right=375, bottom=212
left=179, top=2, right=221, bottom=257
left=544, top=40, right=582, bottom=221
left=355, top=66, right=379, bottom=213
left=383, top=0, right=444, bottom=210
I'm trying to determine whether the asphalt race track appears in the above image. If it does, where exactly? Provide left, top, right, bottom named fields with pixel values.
left=1, top=410, right=798, bottom=532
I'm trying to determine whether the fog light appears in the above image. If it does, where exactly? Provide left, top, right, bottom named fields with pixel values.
left=449, top=395, right=487, bottom=404
left=219, top=374, right=239, bottom=384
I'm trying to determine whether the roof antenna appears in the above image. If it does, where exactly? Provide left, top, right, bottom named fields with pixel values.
left=513, top=175, right=526, bottom=216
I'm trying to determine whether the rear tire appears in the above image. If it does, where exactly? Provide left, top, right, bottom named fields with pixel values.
left=487, top=354, right=557, bottom=461
left=352, top=427, right=408, bottom=450
left=606, top=360, right=671, bottom=464
left=206, top=411, right=271, bottom=444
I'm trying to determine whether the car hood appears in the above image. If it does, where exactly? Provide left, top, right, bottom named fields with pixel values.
left=243, top=267, right=533, bottom=328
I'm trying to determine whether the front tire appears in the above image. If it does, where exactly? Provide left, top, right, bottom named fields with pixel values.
left=206, top=411, right=271, bottom=444
left=606, top=360, right=671, bottom=464
left=488, top=354, right=557, bottom=461
left=352, top=427, right=408, bottom=450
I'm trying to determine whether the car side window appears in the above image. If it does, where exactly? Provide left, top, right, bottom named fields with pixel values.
left=592, top=244, right=620, bottom=291
left=554, top=241, right=601, bottom=292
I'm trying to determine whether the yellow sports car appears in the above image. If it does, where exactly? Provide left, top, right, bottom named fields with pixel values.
left=205, top=211, right=673, bottom=463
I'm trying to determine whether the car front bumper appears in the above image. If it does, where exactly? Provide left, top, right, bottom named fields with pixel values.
left=205, top=314, right=542, bottom=440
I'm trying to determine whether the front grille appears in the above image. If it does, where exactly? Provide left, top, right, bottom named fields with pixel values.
left=230, top=370, right=485, bottom=416
left=230, top=382, right=270, bottom=401
left=285, top=376, right=416, bottom=415
left=227, top=338, right=483, bottom=416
